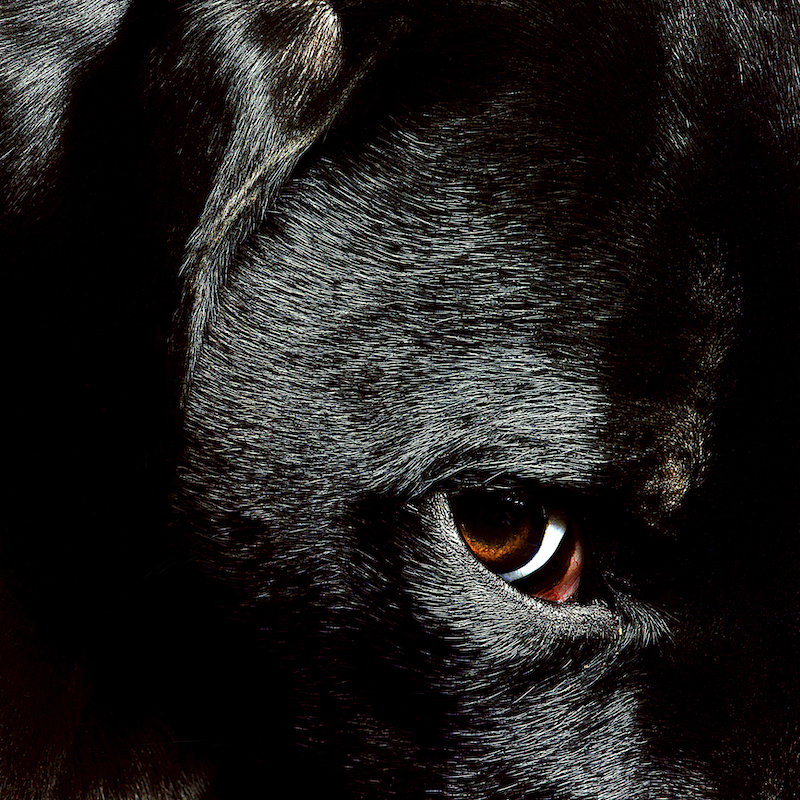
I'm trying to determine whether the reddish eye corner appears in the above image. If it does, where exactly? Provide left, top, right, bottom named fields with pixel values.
left=533, top=533, right=584, bottom=603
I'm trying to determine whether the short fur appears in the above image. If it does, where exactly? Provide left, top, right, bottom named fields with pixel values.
left=2, top=1, right=798, bottom=798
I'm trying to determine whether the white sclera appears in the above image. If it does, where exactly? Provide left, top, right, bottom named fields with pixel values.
left=498, top=511, right=569, bottom=583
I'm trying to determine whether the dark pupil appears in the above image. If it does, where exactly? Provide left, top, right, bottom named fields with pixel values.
left=452, top=491, right=544, bottom=548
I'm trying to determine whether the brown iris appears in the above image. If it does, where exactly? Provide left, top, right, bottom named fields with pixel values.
left=450, top=490, right=547, bottom=574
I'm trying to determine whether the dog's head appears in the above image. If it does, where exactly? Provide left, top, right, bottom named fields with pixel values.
left=161, top=2, right=799, bottom=797
left=3, top=0, right=798, bottom=798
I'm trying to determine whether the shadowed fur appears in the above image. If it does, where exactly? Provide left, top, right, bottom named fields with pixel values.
left=2, top=1, right=798, bottom=798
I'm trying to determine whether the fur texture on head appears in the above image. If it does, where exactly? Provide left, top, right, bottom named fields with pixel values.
left=2, top=1, right=798, bottom=798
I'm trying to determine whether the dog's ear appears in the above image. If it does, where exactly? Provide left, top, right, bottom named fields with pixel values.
left=0, top=0, right=129, bottom=225
left=143, top=0, right=413, bottom=389
left=1, top=1, right=412, bottom=394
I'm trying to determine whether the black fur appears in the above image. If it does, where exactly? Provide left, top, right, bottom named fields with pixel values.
left=2, top=1, right=798, bottom=798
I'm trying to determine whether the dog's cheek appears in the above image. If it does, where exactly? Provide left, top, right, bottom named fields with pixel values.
left=319, top=518, right=705, bottom=798
left=184, top=480, right=697, bottom=799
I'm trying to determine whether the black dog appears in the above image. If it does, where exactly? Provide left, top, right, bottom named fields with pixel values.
left=2, top=1, right=798, bottom=797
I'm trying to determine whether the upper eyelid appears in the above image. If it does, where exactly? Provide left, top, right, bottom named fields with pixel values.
left=432, top=472, right=552, bottom=498
left=438, top=476, right=602, bottom=521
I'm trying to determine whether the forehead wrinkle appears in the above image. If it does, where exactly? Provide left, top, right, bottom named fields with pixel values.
left=640, top=405, right=708, bottom=517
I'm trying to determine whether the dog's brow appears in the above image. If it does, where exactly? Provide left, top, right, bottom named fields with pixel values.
left=359, top=371, right=613, bottom=499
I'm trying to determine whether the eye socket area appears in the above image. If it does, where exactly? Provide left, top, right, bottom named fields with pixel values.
left=449, top=489, right=584, bottom=603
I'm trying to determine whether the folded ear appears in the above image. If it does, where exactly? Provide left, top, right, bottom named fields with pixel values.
left=2, top=0, right=411, bottom=395
left=0, top=0, right=129, bottom=223
left=148, top=0, right=409, bottom=393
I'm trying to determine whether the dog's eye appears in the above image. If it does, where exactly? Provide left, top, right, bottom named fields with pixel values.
left=449, top=490, right=583, bottom=603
